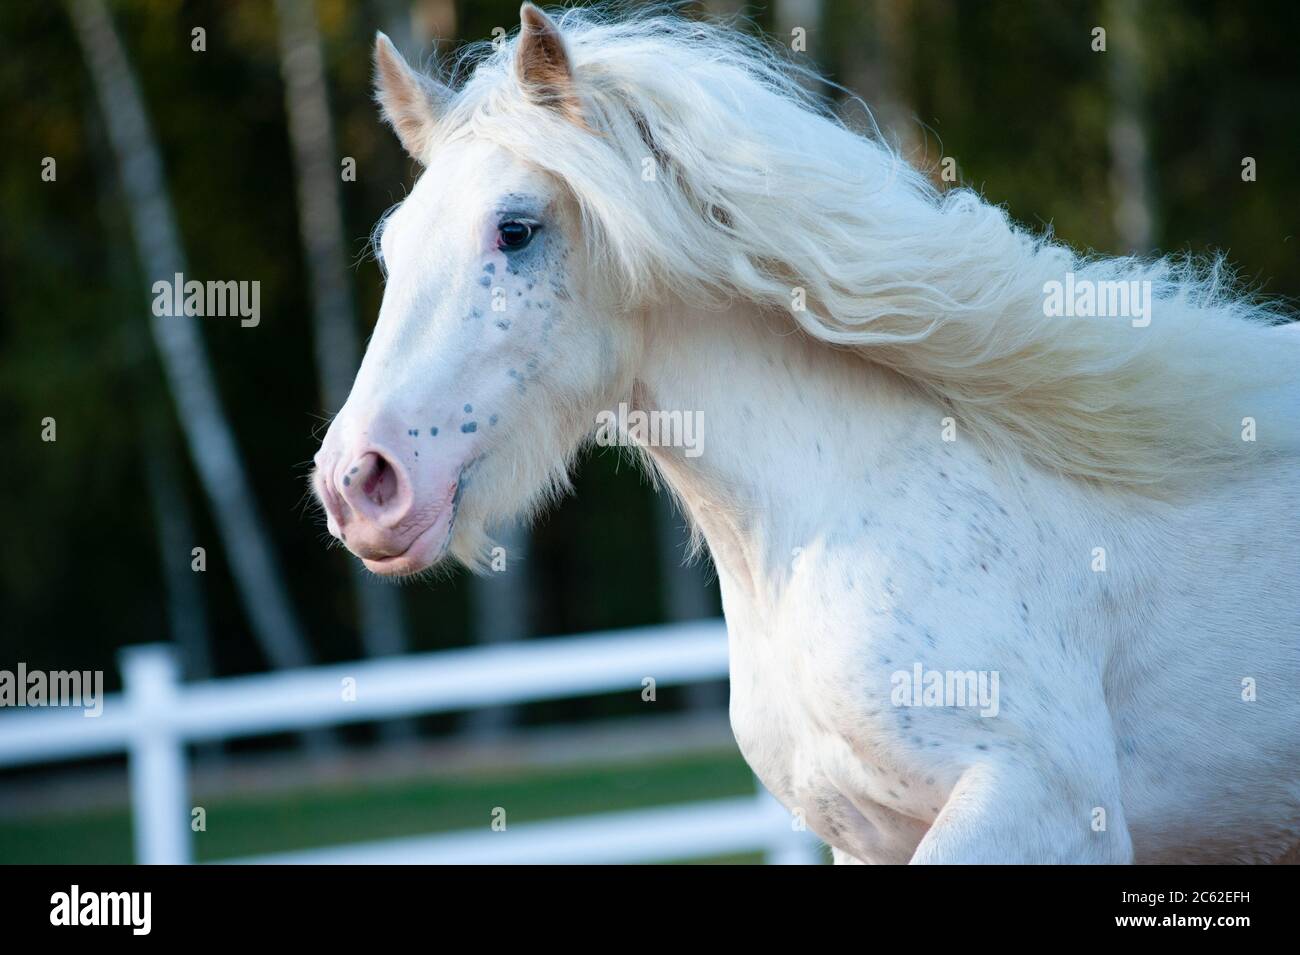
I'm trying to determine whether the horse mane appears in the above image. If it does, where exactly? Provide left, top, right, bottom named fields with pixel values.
left=429, top=4, right=1298, bottom=494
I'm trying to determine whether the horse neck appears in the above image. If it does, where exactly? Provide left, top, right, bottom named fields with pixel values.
left=633, top=297, right=964, bottom=606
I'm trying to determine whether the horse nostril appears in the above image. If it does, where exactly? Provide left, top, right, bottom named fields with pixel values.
left=338, top=451, right=404, bottom=518
left=363, top=454, right=396, bottom=507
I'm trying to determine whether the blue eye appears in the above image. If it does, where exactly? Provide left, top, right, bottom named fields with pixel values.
left=498, top=220, right=536, bottom=251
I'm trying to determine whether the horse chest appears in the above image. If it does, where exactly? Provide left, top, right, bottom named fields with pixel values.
left=701, top=447, right=1107, bottom=861
left=723, top=590, right=945, bottom=863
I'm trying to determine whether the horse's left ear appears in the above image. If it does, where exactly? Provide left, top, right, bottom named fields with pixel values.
left=515, top=3, right=583, bottom=123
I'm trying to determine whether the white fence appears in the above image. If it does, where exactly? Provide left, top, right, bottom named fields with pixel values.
left=0, top=620, right=821, bottom=865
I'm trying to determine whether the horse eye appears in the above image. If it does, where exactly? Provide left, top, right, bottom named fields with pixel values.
left=498, top=220, right=535, bottom=251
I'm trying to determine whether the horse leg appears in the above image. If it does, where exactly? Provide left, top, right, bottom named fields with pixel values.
left=909, top=757, right=1134, bottom=864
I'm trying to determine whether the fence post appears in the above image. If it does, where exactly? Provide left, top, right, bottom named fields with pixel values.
left=120, top=644, right=192, bottom=864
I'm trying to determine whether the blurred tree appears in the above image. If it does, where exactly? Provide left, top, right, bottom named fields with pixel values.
left=85, top=104, right=217, bottom=696
left=835, top=0, right=924, bottom=167
left=1105, top=0, right=1156, bottom=253
left=776, top=0, right=824, bottom=94
left=67, top=0, right=328, bottom=749
left=274, top=0, right=417, bottom=746
left=141, top=447, right=213, bottom=685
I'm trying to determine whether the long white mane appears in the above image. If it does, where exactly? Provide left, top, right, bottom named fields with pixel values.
left=426, top=5, right=1297, bottom=493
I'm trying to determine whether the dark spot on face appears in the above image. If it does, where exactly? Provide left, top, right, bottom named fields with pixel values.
left=349, top=467, right=358, bottom=475
left=483, top=262, right=495, bottom=274
left=430, top=427, right=438, bottom=436
left=463, top=404, right=473, bottom=413
left=489, top=414, right=499, bottom=426
left=408, top=429, right=418, bottom=437
left=496, top=319, right=511, bottom=330
left=342, top=476, right=350, bottom=486
left=478, top=276, right=491, bottom=288
left=975, top=743, right=989, bottom=751
left=461, top=422, right=478, bottom=433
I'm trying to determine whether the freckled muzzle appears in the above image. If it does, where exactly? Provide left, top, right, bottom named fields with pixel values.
left=312, top=437, right=467, bottom=576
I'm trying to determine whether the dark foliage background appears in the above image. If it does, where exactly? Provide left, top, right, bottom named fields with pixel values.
left=1, top=0, right=1295, bottom=702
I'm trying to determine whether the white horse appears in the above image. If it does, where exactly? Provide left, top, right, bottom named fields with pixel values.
left=312, top=5, right=1300, bottom=863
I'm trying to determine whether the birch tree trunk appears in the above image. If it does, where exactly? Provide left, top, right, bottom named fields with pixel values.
left=86, top=86, right=225, bottom=762
left=273, top=0, right=414, bottom=680
left=841, top=1, right=922, bottom=164
left=68, top=0, right=319, bottom=680
left=701, top=0, right=747, bottom=18
left=775, top=0, right=824, bottom=40
left=775, top=0, right=825, bottom=95
left=87, top=96, right=219, bottom=693
left=141, top=445, right=214, bottom=686
left=141, top=442, right=227, bottom=762
left=1106, top=0, right=1156, bottom=253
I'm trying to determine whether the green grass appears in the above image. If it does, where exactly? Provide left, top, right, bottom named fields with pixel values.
left=0, top=750, right=759, bottom=864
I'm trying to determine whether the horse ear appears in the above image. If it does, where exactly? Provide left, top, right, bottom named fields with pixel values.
left=515, top=4, right=582, bottom=123
left=373, top=32, right=447, bottom=162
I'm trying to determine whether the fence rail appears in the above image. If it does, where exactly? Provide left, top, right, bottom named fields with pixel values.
left=0, top=620, right=821, bottom=865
